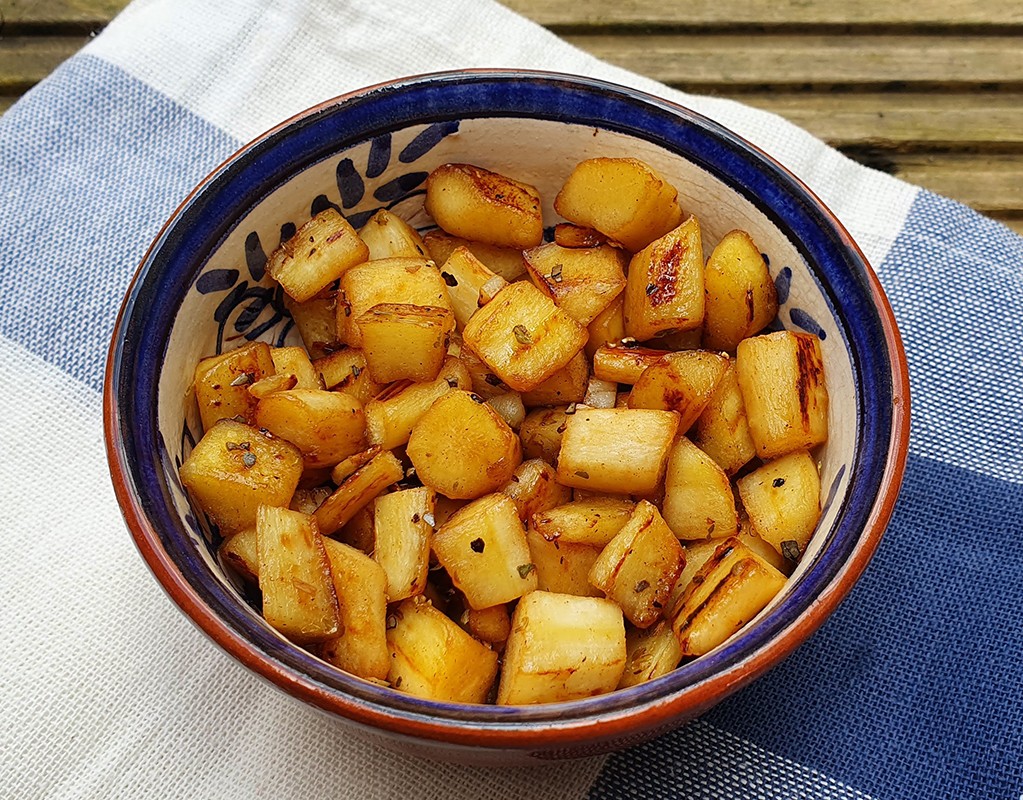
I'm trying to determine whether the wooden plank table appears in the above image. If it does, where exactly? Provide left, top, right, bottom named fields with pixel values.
left=2, top=0, right=1021, bottom=234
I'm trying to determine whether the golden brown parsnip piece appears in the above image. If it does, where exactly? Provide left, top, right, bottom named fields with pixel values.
left=497, top=591, right=626, bottom=705
left=623, top=216, right=705, bottom=341
left=735, top=331, right=829, bottom=459
left=267, top=209, right=369, bottom=302
left=387, top=596, right=498, bottom=704
left=485, top=391, right=526, bottom=429
left=256, top=505, right=340, bottom=643
left=358, top=209, right=428, bottom=260
left=702, top=230, right=778, bottom=352
left=406, top=389, right=522, bottom=500
left=530, top=497, right=636, bottom=548
left=356, top=303, right=454, bottom=384
left=523, top=242, right=627, bottom=325
left=553, top=222, right=610, bottom=249
left=628, top=349, right=729, bottom=432
left=179, top=420, right=303, bottom=537
left=283, top=291, right=339, bottom=359
left=425, top=163, right=543, bottom=249
left=270, top=346, right=322, bottom=390
left=373, top=487, right=435, bottom=602
left=661, top=436, right=738, bottom=540
left=619, top=620, right=684, bottom=688
left=525, top=530, right=603, bottom=597
left=693, top=359, right=756, bottom=476
left=460, top=604, right=512, bottom=645
left=320, top=538, right=390, bottom=681
left=519, top=349, right=589, bottom=408
left=219, top=527, right=259, bottom=583
left=338, top=257, right=453, bottom=347
left=736, top=450, right=822, bottom=559
left=556, top=407, right=679, bottom=495
left=254, top=388, right=366, bottom=470
left=500, top=459, right=573, bottom=522
left=423, top=230, right=527, bottom=281
left=437, top=246, right=500, bottom=329
left=518, top=407, right=571, bottom=464
left=193, top=341, right=276, bottom=432
left=585, top=293, right=626, bottom=359
left=432, top=493, right=537, bottom=609
left=462, top=281, right=588, bottom=392
left=672, top=537, right=787, bottom=657
left=313, top=450, right=403, bottom=535
left=592, top=343, right=670, bottom=385
left=554, top=157, right=684, bottom=252
left=589, top=501, right=686, bottom=628
left=312, top=347, right=383, bottom=405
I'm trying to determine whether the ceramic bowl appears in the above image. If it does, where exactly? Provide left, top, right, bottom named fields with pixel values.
left=104, top=70, right=910, bottom=764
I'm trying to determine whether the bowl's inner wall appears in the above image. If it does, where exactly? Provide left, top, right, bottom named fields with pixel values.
left=115, top=73, right=892, bottom=728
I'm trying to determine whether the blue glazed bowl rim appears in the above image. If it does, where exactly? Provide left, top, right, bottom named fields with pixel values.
left=106, top=69, right=909, bottom=742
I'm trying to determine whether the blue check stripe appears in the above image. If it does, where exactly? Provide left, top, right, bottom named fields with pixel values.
left=0, top=55, right=238, bottom=392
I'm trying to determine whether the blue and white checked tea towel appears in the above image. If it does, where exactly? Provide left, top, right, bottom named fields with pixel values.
left=1, top=1, right=1021, bottom=798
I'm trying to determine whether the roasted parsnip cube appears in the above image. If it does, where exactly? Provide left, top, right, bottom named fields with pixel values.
left=589, top=501, right=686, bottom=628
left=628, top=350, right=729, bottom=432
left=364, top=358, right=470, bottom=450
left=554, top=157, right=684, bottom=252
left=702, top=230, right=779, bottom=352
left=256, top=505, right=339, bottom=643
left=219, top=527, right=259, bottom=583
left=313, top=450, right=403, bottom=535
left=523, top=243, right=627, bottom=325
left=456, top=342, right=509, bottom=399
left=657, top=328, right=704, bottom=351
left=423, top=229, right=527, bottom=281
left=530, top=497, right=635, bottom=548
left=432, top=493, right=537, bottom=609
left=519, top=407, right=570, bottom=465
left=338, top=257, right=453, bottom=347
left=437, top=246, right=500, bottom=329
left=525, top=530, right=602, bottom=597
left=556, top=408, right=679, bottom=495
left=675, top=539, right=721, bottom=598
left=433, top=495, right=467, bottom=528
left=736, top=331, right=830, bottom=459
left=267, top=209, right=369, bottom=302
left=592, top=343, right=670, bottom=385
left=283, top=291, right=339, bottom=359
left=356, top=303, right=454, bottom=383
left=387, top=596, right=498, bottom=704
left=583, top=377, right=618, bottom=408
left=425, top=163, right=543, bottom=249
left=672, top=538, right=787, bottom=656
left=553, top=222, right=610, bottom=249
left=497, top=592, right=626, bottom=704
left=461, top=604, right=512, bottom=645
left=693, top=359, right=756, bottom=475
left=662, top=436, right=738, bottom=540
left=519, top=349, right=588, bottom=407
left=179, top=420, right=303, bottom=536
left=254, top=388, right=365, bottom=470
left=500, top=459, right=572, bottom=522
left=736, top=450, right=822, bottom=558
left=618, top=620, right=684, bottom=688
left=407, top=390, right=522, bottom=500
left=271, top=346, right=322, bottom=390
left=320, top=538, right=390, bottom=681
left=312, top=347, right=383, bottom=405
left=358, top=209, right=428, bottom=260
left=738, top=527, right=791, bottom=575
left=373, top=487, right=435, bottom=602
left=623, top=216, right=705, bottom=341
left=462, top=281, right=588, bottom=392
left=193, top=341, right=275, bottom=431
left=485, top=391, right=526, bottom=429
left=585, top=293, right=626, bottom=359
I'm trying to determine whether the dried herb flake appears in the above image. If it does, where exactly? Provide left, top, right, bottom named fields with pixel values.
left=230, top=372, right=254, bottom=387
left=550, top=264, right=563, bottom=283
left=634, top=580, right=650, bottom=593
left=470, top=538, right=485, bottom=553
left=241, top=452, right=257, bottom=468
left=225, top=441, right=251, bottom=452
left=441, top=271, right=458, bottom=287
left=773, top=477, right=786, bottom=488
left=574, top=469, right=590, bottom=479
left=513, top=325, right=533, bottom=345
left=645, top=283, right=658, bottom=296
left=517, top=563, right=536, bottom=579
left=781, top=540, right=801, bottom=561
